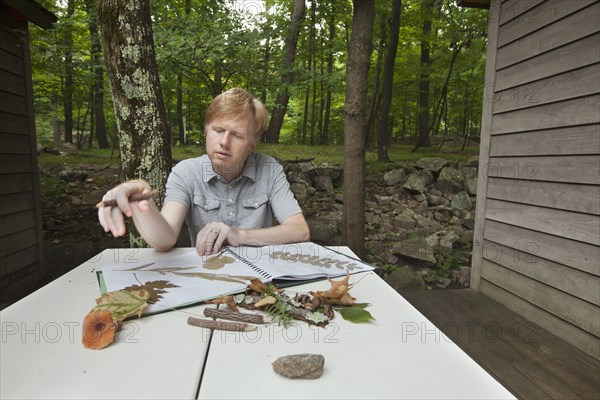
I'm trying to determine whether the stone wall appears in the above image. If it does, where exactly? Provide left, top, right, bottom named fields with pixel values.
left=283, top=157, right=479, bottom=292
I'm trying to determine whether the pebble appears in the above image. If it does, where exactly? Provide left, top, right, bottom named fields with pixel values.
left=272, top=354, right=325, bottom=379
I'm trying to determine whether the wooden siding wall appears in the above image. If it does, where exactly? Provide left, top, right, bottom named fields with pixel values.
left=0, top=10, right=45, bottom=305
left=472, top=0, right=600, bottom=358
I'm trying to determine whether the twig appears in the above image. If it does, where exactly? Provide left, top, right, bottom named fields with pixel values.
left=187, top=316, right=256, bottom=332
left=204, top=308, right=271, bottom=324
left=95, top=191, right=159, bottom=208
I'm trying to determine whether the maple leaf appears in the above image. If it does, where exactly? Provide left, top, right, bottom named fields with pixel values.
left=95, top=289, right=150, bottom=320
left=124, top=280, right=179, bottom=304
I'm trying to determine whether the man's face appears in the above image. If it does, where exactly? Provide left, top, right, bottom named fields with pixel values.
left=205, top=111, right=256, bottom=181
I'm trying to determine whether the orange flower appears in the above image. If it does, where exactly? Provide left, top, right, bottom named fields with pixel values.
left=82, top=309, right=116, bottom=349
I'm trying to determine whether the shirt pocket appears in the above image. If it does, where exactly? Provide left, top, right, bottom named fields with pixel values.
left=241, top=194, right=269, bottom=210
left=193, top=196, right=221, bottom=217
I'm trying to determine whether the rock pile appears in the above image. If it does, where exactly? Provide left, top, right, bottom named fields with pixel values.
left=282, top=156, right=479, bottom=292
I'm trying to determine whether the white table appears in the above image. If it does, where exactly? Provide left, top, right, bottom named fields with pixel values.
left=0, top=248, right=214, bottom=400
left=1, top=247, right=515, bottom=399
left=199, top=272, right=515, bottom=399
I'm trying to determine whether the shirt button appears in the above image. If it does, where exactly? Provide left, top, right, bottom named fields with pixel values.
left=228, top=198, right=234, bottom=203
left=204, top=204, right=208, bottom=209
left=228, top=211, right=234, bottom=216
left=254, top=202, right=258, bottom=207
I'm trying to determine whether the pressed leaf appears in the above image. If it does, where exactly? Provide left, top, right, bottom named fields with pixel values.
left=95, top=289, right=150, bottom=321
left=124, top=280, right=179, bottom=304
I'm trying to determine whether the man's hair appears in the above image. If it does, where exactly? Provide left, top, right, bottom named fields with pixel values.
left=205, top=88, right=269, bottom=140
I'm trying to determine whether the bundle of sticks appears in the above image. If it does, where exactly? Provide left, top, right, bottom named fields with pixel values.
left=187, top=308, right=271, bottom=332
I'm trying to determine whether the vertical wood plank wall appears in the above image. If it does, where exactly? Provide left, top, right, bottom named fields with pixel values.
left=472, top=0, right=600, bottom=358
left=0, top=11, right=45, bottom=305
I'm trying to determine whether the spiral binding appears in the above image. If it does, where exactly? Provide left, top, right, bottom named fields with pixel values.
left=225, top=248, right=273, bottom=281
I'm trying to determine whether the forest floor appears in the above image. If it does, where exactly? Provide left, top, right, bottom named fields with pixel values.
left=38, top=164, right=129, bottom=288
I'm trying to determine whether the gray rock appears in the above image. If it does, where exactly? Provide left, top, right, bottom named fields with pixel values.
left=391, top=238, right=437, bottom=267
left=383, top=168, right=406, bottom=186
left=415, top=157, right=450, bottom=175
left=433, top=277, right=452, bottom=289
left=375, top=195, right=393, bottom=206
left=433, top=206, right=454, bottom=223
left=413, top=214, right=443, bottom=231
left=461, top=166, right=478, bottom=195
left=307, top=219, right=338, bottom=243
left=437, top=167, right=464, bottom=194
left=426, top=191, right=444, bottom=206
left=403, top=173, right=425, bottom=194
left=310, top=175, right=334, bottom=192
left=462, top=212, right=475, bottom=230
left=403, top=170, right=433, bottom=194
left=290, top=181, right=309, bottom=203
left=450, top=191, right=473, bottom=211
left=385, top=266, right=425, bottom=292
left=394, top=213, right=416, bottom=230
left=309, top=165, right=343, bottom=188
left=272, top=354, right=325, bottom=379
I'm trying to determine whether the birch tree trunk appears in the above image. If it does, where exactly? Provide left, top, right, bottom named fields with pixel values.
left=98, top=0, right=172, bottom=244
left=342, top=0, right=375, bottom=259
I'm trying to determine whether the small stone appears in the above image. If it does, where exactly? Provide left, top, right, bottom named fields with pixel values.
left=272, top=354, right=325, bottom=379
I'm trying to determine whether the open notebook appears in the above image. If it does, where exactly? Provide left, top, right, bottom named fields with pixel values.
left=98, top=242, right=374, bottom=316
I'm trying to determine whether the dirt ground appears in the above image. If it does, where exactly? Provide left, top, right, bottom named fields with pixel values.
left=38, top=164, right=130, bottom=288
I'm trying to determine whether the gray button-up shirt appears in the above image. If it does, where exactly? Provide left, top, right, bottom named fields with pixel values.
left=165, top=152, right=302, bottom=245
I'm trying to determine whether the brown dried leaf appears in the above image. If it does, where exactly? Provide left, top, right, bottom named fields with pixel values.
left=205, top=295, right=239, bottom=311
left=247, top=278, right=268, bottom=293
left=311, top=272, right=354, bottom=304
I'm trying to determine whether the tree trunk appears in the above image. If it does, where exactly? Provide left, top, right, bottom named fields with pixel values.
left=342, top=0, right=375, bottom=259
left=52, top=95, right=62, bottom=148
left=414, top=0, right=433, bottom=150
left=309, top=0, right=317, bottom=145
left=365, top=13, right=385, bottom=150
left=377, top=0, right=401, bottom=162
left=98, top=0, right=172, bottom=241
left=265, top=0, right=306, bottom=143
left=85, top=0, right=109, bottom=149
left=176, top=72, right=185, bottom=145
left=321, top=2, right=335, bottom=144
left=63, top=0, right=75, bottom=143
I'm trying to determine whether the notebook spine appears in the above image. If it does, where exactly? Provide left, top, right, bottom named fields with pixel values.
left=225, top=248, right=273, bottom=281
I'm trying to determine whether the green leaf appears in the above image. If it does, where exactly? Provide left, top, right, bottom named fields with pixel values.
left=335, top=305, right=375, bottom=323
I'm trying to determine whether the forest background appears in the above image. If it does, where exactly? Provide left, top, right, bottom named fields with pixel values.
left=29, top=0, right=489, bottom=272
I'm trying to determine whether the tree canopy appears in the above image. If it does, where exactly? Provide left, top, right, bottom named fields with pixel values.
left=30, top=0, right=488, bottom=152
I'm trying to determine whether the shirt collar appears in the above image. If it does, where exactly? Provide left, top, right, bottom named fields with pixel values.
left=202, top=153, right=257, bottom=183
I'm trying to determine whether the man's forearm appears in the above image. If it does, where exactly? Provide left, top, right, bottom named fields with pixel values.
left=131, top=201, right=179, bottom=251
left=235, top=214, right=310, bottom=247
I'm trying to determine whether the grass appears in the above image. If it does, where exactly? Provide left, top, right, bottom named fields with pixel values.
left=38, top=142, right=479, bottom=173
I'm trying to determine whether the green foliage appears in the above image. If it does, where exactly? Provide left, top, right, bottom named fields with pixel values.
left=333, top=303, right=375, bottom=323
left=29, top=0, right=488, bottom=151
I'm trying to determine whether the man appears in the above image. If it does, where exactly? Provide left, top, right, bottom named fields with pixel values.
left=98, top=88, right=310, bottom=256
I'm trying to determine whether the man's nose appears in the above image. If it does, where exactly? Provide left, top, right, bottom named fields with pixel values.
left=220, top=131, right=231, bottom=146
